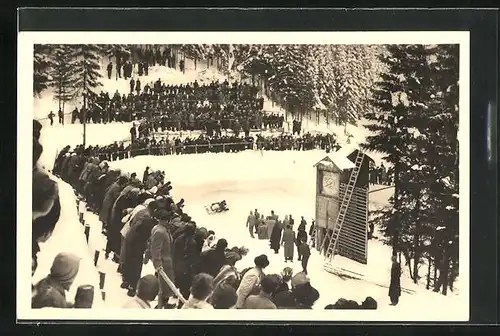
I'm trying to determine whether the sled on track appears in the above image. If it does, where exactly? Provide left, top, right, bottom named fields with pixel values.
left=204, top=205, right=230, bottom=215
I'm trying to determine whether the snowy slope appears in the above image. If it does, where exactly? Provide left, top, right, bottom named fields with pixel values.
left=32, top=175, right=104, bottom=308
left=104, top=150, right=463, bottom=314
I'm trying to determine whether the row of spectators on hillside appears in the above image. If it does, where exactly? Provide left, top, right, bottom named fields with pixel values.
left=77, top=132, right=339, bottom=163
left=47, top=144, right=325, bottom=310
left=49, top=78, right=265, bottom=131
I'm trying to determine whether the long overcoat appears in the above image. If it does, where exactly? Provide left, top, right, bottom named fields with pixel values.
left=281, top=228, right=296, bottom=260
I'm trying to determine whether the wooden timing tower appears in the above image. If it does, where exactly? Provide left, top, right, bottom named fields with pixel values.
left=313, top=147, right=374, bottom=265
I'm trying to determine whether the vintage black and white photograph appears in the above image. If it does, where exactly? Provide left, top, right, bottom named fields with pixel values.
left=19, top=31, right=469, bottom=321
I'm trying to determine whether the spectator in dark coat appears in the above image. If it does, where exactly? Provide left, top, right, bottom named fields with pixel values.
left=121, top=200, right=159, bottom=297
left=389, top=256, right=401, bottom=305
left=173, top=223, right=199, bottom=304
left=106, top=187, right=140, bottom=262
left=269, top=223, right=283, bottom=254
left=199, top=238, right=228, bottom=277
left=99, top=175, right=127, bottom=231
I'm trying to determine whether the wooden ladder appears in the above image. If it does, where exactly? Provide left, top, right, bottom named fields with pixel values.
left=322, top=150, right=365, bottom=263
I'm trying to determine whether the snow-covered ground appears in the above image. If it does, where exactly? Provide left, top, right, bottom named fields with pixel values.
left=29, top=61, right=465, bottom=320
left=32, top=174, right=105, bottom=308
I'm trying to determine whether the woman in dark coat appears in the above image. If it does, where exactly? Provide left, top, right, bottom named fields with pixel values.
left=173, top=223, right=199, bottom=304
left=389, top=256, right=401, bottom=305
left=99, top=175, right=127, bottom=228
left=199, top=239, right=228, bottom=277
left=296, top=228, right=307, bottom=261
left=95, top=170, right=121, bottom=211
left=106, top=187, right=140, bottom=262
left=269, top=223, right=283, bottom=254
left=121, top=201, right=158, bottom=297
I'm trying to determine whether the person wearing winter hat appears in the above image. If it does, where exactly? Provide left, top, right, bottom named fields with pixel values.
left=290, top=271, right=320, bottom=309
left=210, top=281, right=238, bottom=309
left=123, top=274, right=159, bottom=309
left=32, top=252, right=81, bottom=308
left=234, top=254, right=269, bottom=308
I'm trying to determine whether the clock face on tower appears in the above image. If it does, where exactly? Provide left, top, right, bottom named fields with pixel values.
left=321, top=171, right=339, bottom=197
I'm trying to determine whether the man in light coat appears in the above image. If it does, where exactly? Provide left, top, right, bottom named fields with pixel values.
left=150, top=209, right=176, bottom=309
left=246, top=210, right=257, bottom=238
left=235, top=254, right=269, bottom=308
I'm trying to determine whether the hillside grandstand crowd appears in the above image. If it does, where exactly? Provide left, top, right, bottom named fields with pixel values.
left=31, top=119, right=383, bottom=310
left=47, top=78, right=272, bottom=131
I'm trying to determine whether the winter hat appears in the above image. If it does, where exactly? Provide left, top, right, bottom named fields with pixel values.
left=291, top=271, right=310, bottom=288
left=254, top=254, right=270, bottom=269
left=50, top=252, right=81, bottom=285
left=211, top=282, right=237, bottom=309
left=136, top=274, right=160, bottom=302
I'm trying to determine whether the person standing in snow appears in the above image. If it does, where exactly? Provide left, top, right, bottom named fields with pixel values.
left=107, top=61, right=113, bottom=79
left=281, top=225, right=295, bottom=263
left=296, top=227, right=307, bottom=261
left=47, top=111, right=55, bottom=126
left=58, top=108, right=64, bottom=125
left=269, top=221, right=283, bottom=254
left=135, top=79, right=141, bottom=95
left=246, top=210, right=257, bottom=238
left=389, top=255, right=402, bottom=306
left=298, top=238, right=311, bottom=274
left=129, top=78, right=135, bottom=93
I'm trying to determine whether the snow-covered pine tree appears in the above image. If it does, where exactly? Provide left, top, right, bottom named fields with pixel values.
left=33, top=44, right=55, bottom=97
left=180, top=44, right=207, bottom=70
left=361, top=45, right=438, bottom=267
left=266, top=45, right=315, bottom=118
left=325, top=45, right=385, bottom=126
left=424, top=44, right=460, bottom=295
left=106, top=44, right=131, bottom=63
left=49, top=45, right=77, bottom=112
left=67, top=45, right=104, bottom=132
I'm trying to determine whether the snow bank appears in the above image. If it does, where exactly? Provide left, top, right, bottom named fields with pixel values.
left=37, top=122, right=133, bottom=171
left=33, top=176, right=104, bottom=308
